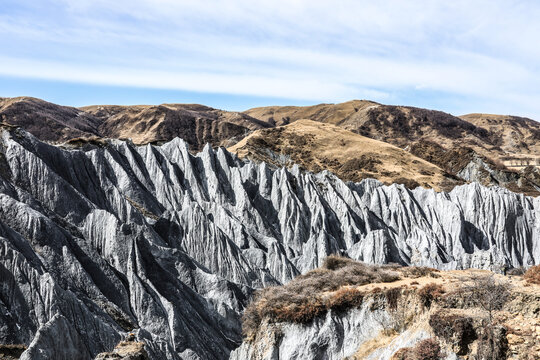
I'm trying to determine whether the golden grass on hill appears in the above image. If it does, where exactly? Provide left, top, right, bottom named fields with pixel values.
left=229, top=119, right=459, bottom=191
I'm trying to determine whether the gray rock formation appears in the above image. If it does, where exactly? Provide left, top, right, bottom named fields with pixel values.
left=0, top=127, right=538, bottom=359
left=230, top=302, right=438, bottom=360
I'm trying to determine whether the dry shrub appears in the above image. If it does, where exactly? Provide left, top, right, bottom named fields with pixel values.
left=413, top=338, right=443, bottom=360
left=385, top=287, right=401, bottom=310
left=326, top=287, right=364, bottom=312
left=476, top=325, right=508, bottom=360
left=418, top=283, right=445, bottom=308
left=272, top=297, right=326, bottom=323
left=242, top=256, right=401, bottom=338
left=524, top=265, right=540, bottom=285
left=429, top=312, right=476, bottom=355
left=459, top=274, right=510, bottom=321
left=391, top=338, right=443, bottom=360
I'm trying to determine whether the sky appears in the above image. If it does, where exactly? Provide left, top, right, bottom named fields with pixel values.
left=1, top=0, right=540, bottom=118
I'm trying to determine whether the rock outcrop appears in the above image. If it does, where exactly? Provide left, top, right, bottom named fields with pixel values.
left=232, top=259, right=540, bottom=359
left=0, top=126, right=539, bottom=358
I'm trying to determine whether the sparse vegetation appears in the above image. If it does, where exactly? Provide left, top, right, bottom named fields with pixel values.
left=402, top=266, right=439, bottom=278
left=506, top=266, right=527, bottom=276
left=418, top=283, right=445, bottom=308
left=429, top=312, right=476, bottom=355
left=459, top=274, right=510, bottom=323
left=326, top=287, right=364, bottom=312
left=241, top=258, right=538, bottom=357
left=454, top=274, right=511, bottom=358
left=413, top=338, right=443, bottom=360
left=384, top=287, right=401, bottom=310
left=230, top=119, right=460, bottom=191
left=242, top=256, right=400, bottom=339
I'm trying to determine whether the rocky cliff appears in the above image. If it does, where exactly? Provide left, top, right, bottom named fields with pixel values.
left=0, top=126, right=539, bottom=359
left=232, top=258, right=540, bottom=359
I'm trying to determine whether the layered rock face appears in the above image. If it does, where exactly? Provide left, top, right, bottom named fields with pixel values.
left=0, top=127, right=539, bottom=359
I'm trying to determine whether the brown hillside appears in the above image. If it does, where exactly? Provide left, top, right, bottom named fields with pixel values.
left=0, top=97, right=101, bottom=141
left=0, top=97, right=270, bottom=151
left=244, top=100, right=380, bottom=126
left=460, top=113, right=540, bottom=168
left=229, top=119, right=461, bottom=191
left=245, top=102, right=540, bottom=166
left=82, top=103, right=270, bottom=150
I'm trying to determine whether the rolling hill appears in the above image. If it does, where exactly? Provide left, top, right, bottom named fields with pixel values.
left=229, top=119, right=461, bottom=191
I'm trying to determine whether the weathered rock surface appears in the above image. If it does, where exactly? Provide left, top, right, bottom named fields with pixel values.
left=230, top=290, right=446, bottom=360
left=0, top=126, right=538, bottom=358
left=230, top=305, right=395, bottom=360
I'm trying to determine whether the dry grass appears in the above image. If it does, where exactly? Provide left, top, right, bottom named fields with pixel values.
left=349, top=329, right=398, bottom=359
left=242, top=260, right=540, bottom=356
left=402, top=266, right=439, bottom=279
left=229, top=119, right=458, bottom=191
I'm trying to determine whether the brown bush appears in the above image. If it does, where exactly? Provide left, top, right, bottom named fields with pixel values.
left=476, top=325, right=508, bottom=360
left=385, top=287, right=401, bottom=310
left=390, top=347, right=412, bottom=360
left=272, top=297, right=326, bottom=323
left=459, top=274, right=510, bottom=323
left=413, top=338, right=443, bottom=360
left=418, top=283, right=445, bottom=308
left=394, top=177, right=421, bottom=189
left=326, top=287, right=364, bottom=312
left=524, top=265, right=540, bottom=285
left=391, top=338, right=443, bottom=360
left=429, top=312, right=476, bottom=355
left=242, top=256, right=402, bottom=338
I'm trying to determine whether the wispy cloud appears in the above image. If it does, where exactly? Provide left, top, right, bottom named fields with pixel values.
left=1, top=0, right=539, bottom=117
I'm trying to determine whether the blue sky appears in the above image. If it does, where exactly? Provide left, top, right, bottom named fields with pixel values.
left=1, top=0, right=539, bottom=118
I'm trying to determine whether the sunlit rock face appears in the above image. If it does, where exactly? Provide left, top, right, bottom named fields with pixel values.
left=0, top=128, right=538, bottom=359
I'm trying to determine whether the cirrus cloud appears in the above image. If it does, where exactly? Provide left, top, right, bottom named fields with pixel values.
left=0, top=0, right=539, bottom=117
